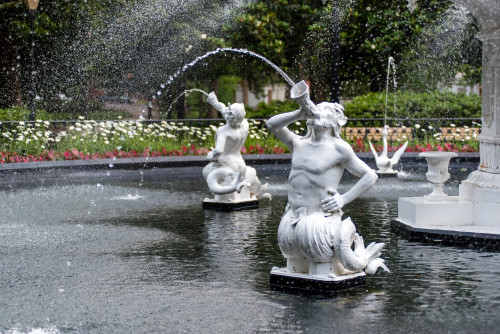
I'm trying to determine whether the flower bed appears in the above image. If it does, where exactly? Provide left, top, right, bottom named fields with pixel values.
left=0, top=118, right=479, bottom=164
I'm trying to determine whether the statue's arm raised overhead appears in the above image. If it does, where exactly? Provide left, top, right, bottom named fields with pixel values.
left=266, top=107, right=308, bottom=150
left=207, top=92, right=226, bottom=115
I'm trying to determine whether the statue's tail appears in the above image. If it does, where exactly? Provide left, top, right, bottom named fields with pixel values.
left=257, top=183, right=272, bottom=201
left=206, top=166, right=242, bottom=195
left=368, top=140, right=379, bottom=160
left=333, top=217, right=389, bottom=274
left=238, top=166, right=272, bottom=201
left=390, top=140, right=408, bottom=165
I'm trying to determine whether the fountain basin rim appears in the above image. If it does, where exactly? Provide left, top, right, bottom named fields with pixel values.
left=0, top=152, right=478, bottom=174
left=391, top=219, right=500, bottom=251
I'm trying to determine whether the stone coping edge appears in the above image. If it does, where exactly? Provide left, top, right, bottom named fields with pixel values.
left=391, top=219, right=500, bottom=251
left=0, top=152, right=479, bottom=174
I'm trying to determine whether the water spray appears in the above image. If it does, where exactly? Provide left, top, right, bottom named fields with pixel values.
left=166, top=88, right=210, bottom=115
left=152, top=48, right=296, bottom=103
left=384, top=56, right=397, bottom=127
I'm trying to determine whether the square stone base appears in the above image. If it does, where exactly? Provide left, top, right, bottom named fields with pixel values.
left=269, top=267, right=366, bottom=296
left=397, top=196, right=473, bottom=227
left=202, top=198, right=258, bottom=211
left=375, top=170, right=399, bottom=178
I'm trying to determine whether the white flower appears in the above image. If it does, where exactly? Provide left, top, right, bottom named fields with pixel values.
left=415, top=124, right=421, bottom=129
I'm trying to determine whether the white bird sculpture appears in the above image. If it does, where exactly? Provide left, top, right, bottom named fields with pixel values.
left=368, top=125, right=408, bottom=173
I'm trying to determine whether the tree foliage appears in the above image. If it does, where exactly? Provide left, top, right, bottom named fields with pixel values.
left=222, top=0, right=328, bottom=97
left=222, top=0, right=481, bottom=97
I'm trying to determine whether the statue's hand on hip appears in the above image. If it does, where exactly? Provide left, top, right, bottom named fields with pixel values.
left=321, top=189, right=344, bottom=213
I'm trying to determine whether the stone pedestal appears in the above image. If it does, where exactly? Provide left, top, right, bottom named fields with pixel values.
left=456, top=0, right=500, bottom=226
left=375, top=170, right=399, bottom=178
left=394, top=1, right=500, bottom=249
left=202, top=198, right=258, bottom=211
left=397, top=197, right=473, bottom=227
left=269, top=267, right=366, bottom=296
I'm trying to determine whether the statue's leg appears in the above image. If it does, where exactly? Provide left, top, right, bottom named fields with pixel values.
left=295, top=212, right=339, bottom=276
left=309, top=262, right=333, bottom=276
left=278, top=205, right=308, bottom=273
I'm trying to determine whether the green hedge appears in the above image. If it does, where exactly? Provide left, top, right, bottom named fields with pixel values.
left=343, top=90, right=481, bottom=119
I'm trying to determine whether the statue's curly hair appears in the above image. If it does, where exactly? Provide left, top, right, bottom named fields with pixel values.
left=304, top=102, right=347, bottom=139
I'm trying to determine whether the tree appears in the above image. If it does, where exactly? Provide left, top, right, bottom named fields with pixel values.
left=0, top=0, right=246, bottom=117
left=338, top=0, right=459, bottom=94
left=222, top=0, right=328, bottom=100
left=221, top=0, right=481, bottom=97
left=0, top=0, right=129, bottom=109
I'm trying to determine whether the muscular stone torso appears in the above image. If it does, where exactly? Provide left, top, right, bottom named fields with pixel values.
left=216, top=122, right=248, bottom=166
left=288, top=137, right=345, bottom=212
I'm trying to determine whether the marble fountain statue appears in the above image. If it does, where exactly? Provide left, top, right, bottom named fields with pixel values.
left=368, top=57, right=408, bottom=176
left=267, top=81, right=390, bottom=293
left=202, top=92, right=271, bottom=210
left=369, top=125, right=408, bottom=176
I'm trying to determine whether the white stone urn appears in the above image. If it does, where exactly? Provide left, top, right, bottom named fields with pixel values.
left=419, top=151, right=458, bottom=201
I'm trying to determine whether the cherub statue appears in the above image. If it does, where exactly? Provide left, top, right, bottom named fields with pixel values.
left=202, top=92, right=271, bottom=206
left=266, top=81, right=389, bottom=278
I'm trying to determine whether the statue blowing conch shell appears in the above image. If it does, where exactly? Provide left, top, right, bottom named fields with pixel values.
left=202, top=92, right=271, bottom=207
left=267, top=81, right=389, bottom=283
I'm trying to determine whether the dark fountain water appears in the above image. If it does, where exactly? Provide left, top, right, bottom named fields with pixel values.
left=0, top=163, right=498, bottom=333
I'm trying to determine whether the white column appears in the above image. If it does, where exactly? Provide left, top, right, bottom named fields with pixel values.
left=458, top=2, right=500, bottom=225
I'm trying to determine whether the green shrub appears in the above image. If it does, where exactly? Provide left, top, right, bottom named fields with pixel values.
left=343, top=90, right=481, bottom=120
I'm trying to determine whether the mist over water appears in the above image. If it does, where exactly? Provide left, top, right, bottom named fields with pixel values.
left=41, top=0, right=256, bottom=99
left=399, top=4, right=480, bottom=91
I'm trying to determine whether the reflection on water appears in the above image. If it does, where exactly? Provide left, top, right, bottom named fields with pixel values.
left=0, top=166, right=498, bottom=333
